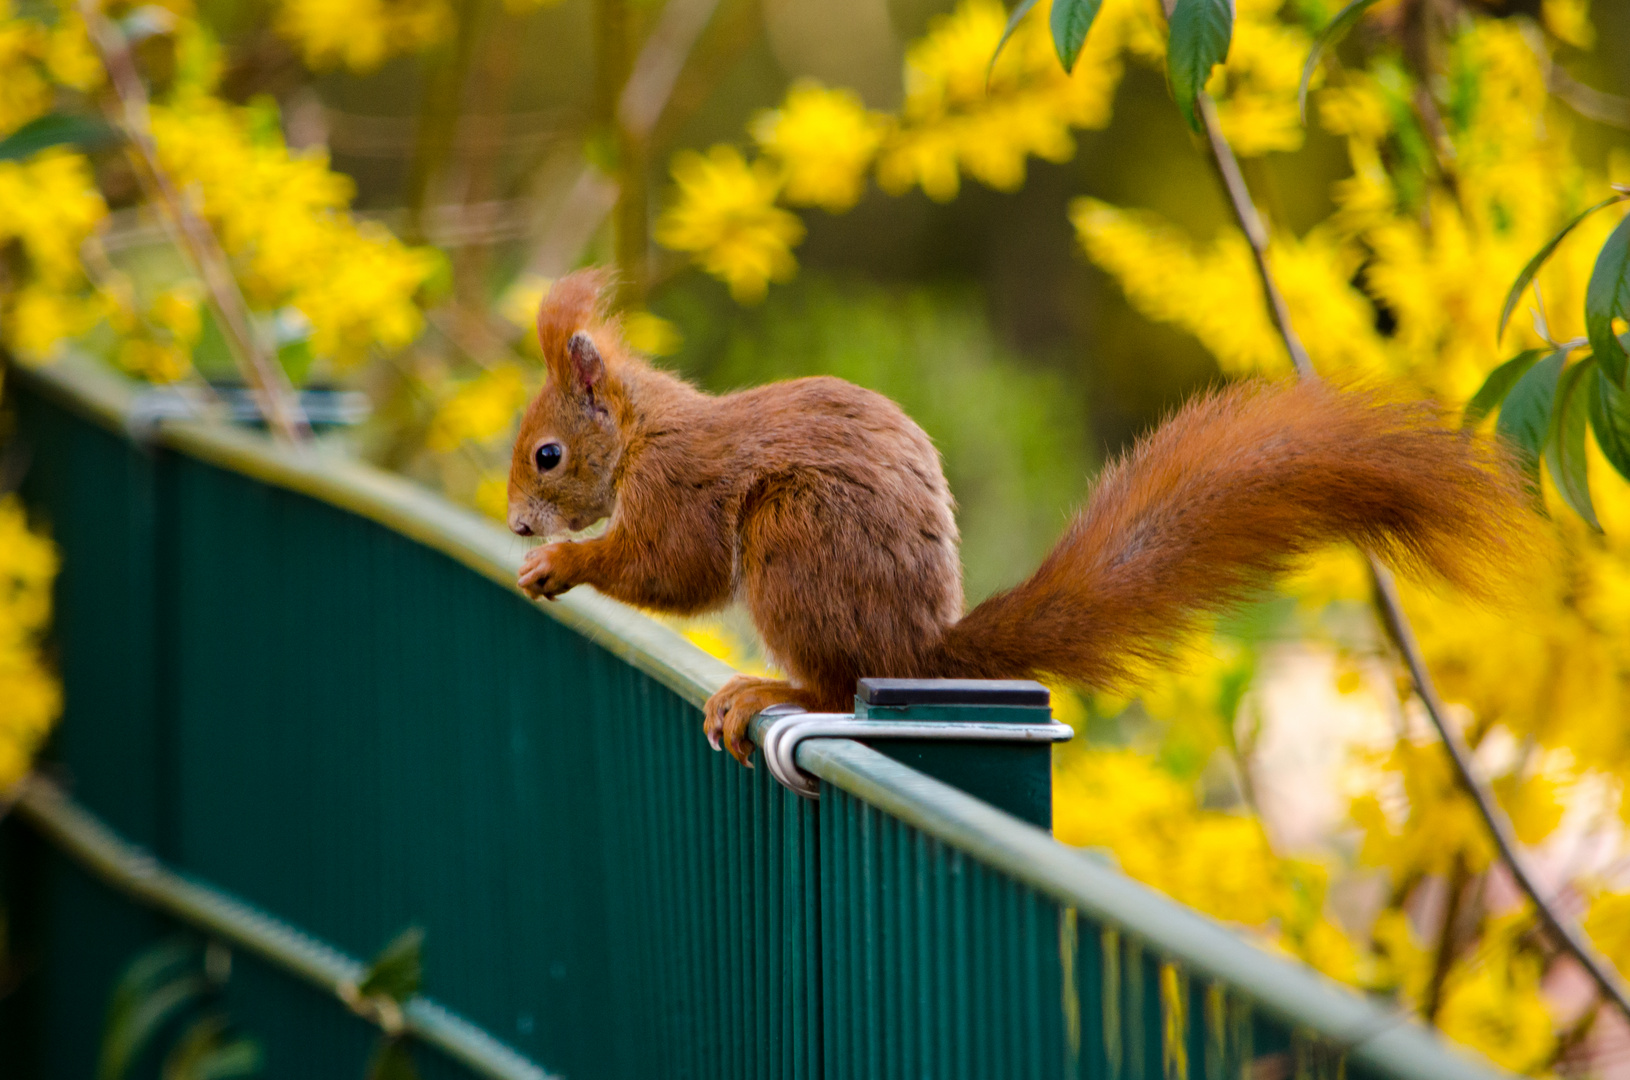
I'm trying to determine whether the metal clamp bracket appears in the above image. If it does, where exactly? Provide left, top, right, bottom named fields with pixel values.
left=756, top=708, right=1075, bottom=799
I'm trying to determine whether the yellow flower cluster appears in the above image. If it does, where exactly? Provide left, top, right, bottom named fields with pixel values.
left=656, top=0, right=1143, bottom=298
left=425, top=363, right=531, bottom=453
left=150, top=93, right=437, bottom=369
left=274, top=0, right=452, bottom=73
left=1351, top=738, right=1568, bottom=881
left=0, top=2, right=100, bottom=136
left=1054, top=748, right=1357, bottom=979
left=0, top=150, right=108, bottom=364
left=1201, top=0, right=1312, bottom=156
left=654, top=146, right=805, bottom=304
left=1071, top=198, right=1400, bottom=379
left=658, top=0, right=1315, bottom=298
left=752, top=82, right=886, bottom=213
left=876, top=0, right=1132, bottom=201
left=0, top=494, right=60, bottom=790
left=116, top=284, right=206, bottom=384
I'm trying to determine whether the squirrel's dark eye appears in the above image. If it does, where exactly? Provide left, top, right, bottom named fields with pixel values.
left=534, top=442, right=563, bottom=472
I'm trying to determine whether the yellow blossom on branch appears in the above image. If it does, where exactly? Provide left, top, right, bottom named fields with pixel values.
left=274, top=0, right=452, bottom=72
left=426, top=363, right=531, bottom=452
left=752, top=81, right=888, bottom=213
left=622, top=310, right=682, bottom=356
left=877, top=0, right=1127, bottom=201
left=0, top=8, right=51, bottom=136
left=1205, top=5, right=1311, bottom=156
left=1069, top=198, right=1289, bottom=376
left=149, top=93, right=436, bottom=370
left=0, top=149, right=107, bottom=363
left=1436, top=946, right=1557, bottom=1072
left=654, top=146, right=805, bottom=304
left=0, top=495, right=60, bottom=790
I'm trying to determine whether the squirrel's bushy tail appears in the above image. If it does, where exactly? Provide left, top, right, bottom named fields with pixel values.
left=928, top=380, right=1533, bottom=690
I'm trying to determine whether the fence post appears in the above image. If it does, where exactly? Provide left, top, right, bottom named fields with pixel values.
left=850, top=678, right=1058, bottom=830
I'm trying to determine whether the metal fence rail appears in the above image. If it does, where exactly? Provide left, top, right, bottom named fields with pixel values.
left=0, top=354, right=1508, bottom=1080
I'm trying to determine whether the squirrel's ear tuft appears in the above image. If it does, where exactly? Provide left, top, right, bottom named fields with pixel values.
left=567, top=331, right=605, bottom=394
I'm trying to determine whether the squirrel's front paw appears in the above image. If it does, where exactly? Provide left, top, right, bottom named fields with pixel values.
left=518, top=543, right=578, bottom=600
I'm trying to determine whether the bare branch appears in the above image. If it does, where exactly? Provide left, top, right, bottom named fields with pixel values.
left=1549, top=66, right=1630, bottom=131
left=617, top=0, right=724, bottom=143
left=1196, top=89, right=1630, bottom=1027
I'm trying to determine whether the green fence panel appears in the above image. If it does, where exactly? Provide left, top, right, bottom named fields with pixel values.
left=2, top=356, right=1511, bottom=1080
left=7, top=371, right=815, bottom=1080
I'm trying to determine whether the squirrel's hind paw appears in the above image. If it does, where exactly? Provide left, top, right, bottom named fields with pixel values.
left=703, top=677, right=821, bottom=767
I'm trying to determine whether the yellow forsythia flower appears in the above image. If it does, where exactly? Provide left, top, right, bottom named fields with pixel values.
left=0, top=495, right=60, bottom=791
left=117, top=338, right=191, bottom=384
left=1436, top=951, right=1557, bottom=1073
left=0, top=10, right=51, bottom=136
left=7, top=284, right=105, bottom=364
left=150, top=94, right=435, bottom=369
left=752, top=81, right=888, bottom=213
left=655, top=146, right=805, bottom=304
left=498, top=273, right=552, bottom=331
left=1583, top=891, right=1630, bottom=974
left=1056, top=749, right=1309, bottom=930
left=0, top=150, right=106, bottom=286
left=622, top=311, right=682, bottom=357
left=274, top=0, right=452, bottom=72
left=474, top=474, right=509, bottom=521
left=1542, top=0, right=1594, bottom=47
left=1070, top=198, right=1290, bottom=376
left=680, top=621, right=777, bottom=676
left=426, top=364, right=532, bottom=452
left=877, top=0, right=1126, bottom=201
left=1206, top=4, right=1310, bottom=156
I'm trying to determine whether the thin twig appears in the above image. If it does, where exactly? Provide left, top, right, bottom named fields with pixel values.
left=1423, top=853, right=1471, bottom=1022
left=1548, top=65, right=1630, bottom=131
left=1195, top=90, right=1630, bottom=1026
left=616, top=0, right=723, bottom=143
left=1198, top=97, right=1314, bottom=379
left=80, top=2, right=308, bottom=444
left=519, top=0, right=731, bottom=287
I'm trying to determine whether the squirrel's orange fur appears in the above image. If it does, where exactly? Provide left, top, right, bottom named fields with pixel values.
left=509, top=270, right=1532, bottom=763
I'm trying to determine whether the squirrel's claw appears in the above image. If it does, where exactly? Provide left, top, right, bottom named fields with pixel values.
left=704, top=676, right=822, bottom=768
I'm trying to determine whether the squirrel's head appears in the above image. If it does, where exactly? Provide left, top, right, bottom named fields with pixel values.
left=507, top=271, right=623, bottom=539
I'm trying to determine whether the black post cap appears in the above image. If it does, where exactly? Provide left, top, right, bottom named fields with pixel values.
left=856, top=678, right=1051, bottom=707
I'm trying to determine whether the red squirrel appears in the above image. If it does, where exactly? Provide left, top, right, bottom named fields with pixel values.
left=507, top=270, right=1531, bottom=764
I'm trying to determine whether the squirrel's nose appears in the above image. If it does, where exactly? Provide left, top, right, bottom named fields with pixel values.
left=509, top=514, right=533, bottom=537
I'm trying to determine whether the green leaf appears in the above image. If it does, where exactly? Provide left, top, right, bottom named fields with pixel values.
left=1296, top=0, right=1384, bottom=122
left=990, top=0, right=1041, bottom=72
left=1495, top=347, right=1566, bottom=495
left=0, top=113, right=121, bottom=163
left=358, top=927, right=423, bottom=1004
left=99, top=972, right=209, bottom=1080
left=161, top=1016, right=263, bottom=1080
left=1464, top=349, right=1544, bottom=429
left=1590, top=364, right=1630, bottom=482
left=1586, top=213, right=1630, bottom=386
left=1498, top=193, right=1630, bottom=343
left=1167, top=0, right=1234, bottom=132
left=1545, top=355, right=1600, bottom=530
left=1051, top=0, right=1105, bottom=72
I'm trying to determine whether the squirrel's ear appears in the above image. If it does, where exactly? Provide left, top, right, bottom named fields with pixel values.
left=566, top=331, right=605, bottom=396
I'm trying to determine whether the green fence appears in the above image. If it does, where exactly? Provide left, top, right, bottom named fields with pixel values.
left=1, top=356, right=1509, bottom=1080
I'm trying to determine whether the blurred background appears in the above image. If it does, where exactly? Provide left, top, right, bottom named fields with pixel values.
left=1, top=0, right=1630, bottom=1072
